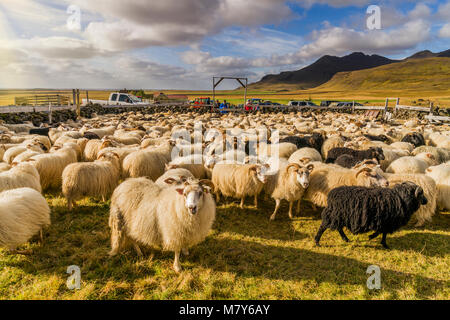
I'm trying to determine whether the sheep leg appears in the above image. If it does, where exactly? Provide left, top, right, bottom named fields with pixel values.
left=173, top=250, right=182, bottom=273
left=39, top=229, right=44, bottom=244
left=270, top=199, right=281, bottom=220
left=288, top=201, right=294, bottom=219
left=368, top=231, right=380, bottom=240
left=314, top=224, right=327, bottom=246
left=133, top=241, right=143, bottom=257
left=215, top=192, right=220, bottom=203
left=338, top=228, right=349, bottom=242
left=296, top=200, right=301, bottom=214
left=254, top=195, right=258, bottom=208
left=381, top=233, right=389, bottom=249
left=67, top=198, right=73, bottom=211
left=182, top=248, right=189, bottom=256
left=240, top=197, right=245, bottom=209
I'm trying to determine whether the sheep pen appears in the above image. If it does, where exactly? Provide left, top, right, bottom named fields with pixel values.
left=0, top=109, right=448, bottom=300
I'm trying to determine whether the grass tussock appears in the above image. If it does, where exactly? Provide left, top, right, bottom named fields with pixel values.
left=0, top=193, right=449, bottom=300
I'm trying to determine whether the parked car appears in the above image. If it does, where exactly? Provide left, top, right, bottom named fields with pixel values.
left=287, top=101, right=318, bottom=107
left=320, top=100, right=340, bottom=107
left=82, top=92, right=147, bottom=106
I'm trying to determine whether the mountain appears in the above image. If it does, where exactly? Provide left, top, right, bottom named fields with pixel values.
left=314, top=57, right=450, bottom=93
left=249, top=52, right=397, bottom=90
left=406, top=49, right=450, bottom=59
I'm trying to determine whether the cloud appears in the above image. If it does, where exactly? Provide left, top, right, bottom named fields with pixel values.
left=74, top=0, right=295, bottom=50
left=439, top=23, right=450, bottom=38
left=116, top=56, right=187, bottom=79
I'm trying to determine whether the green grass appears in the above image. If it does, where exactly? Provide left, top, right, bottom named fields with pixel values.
left=0, top=193, right=448, bottom=300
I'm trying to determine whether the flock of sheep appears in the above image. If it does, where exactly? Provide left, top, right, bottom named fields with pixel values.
left=0, top=110, right=449, bottom=272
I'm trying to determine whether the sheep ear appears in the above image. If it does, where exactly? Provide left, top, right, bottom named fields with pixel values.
left=200, top=179, right=214, bottom=193
left=11, top=162, right=18, bottom=167
left=164, top=178, right=176, bottom=185
left=175, top=188, right=184, bottom=195
left=306, top=164, right=314, bottom=172
left=111, top=152, right=120, bottom=159
left=414, top=187, right=422, bottom=198
left=165, top=163, right=171, bottom=171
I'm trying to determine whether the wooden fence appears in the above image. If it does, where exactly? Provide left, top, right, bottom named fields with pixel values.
left=14, top=94, right=70, bottom=106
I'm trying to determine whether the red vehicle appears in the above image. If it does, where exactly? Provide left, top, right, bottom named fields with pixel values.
left=191, top=97, right=212, bottom=108
left=245, top=98, right=263, bottom=111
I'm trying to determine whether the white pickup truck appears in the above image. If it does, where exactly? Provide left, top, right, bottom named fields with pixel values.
left=82, top=92, right=149, bottom=106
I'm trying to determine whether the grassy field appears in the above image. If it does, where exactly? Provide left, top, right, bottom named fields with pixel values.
left=0, top=192, right=448, bottom=300
left=1, top=89, right=449, bottom=108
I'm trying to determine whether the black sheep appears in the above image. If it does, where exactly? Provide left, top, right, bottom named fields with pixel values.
left=326, top=147, right=385, bottom=164
left=363, top=134, right=391, bottom=143
left=334, top=154, right=375, bottom=168
left=83, top=131, right=101, bottom=140
left=401, top=132, right=425, bottom=148
left=314, top=182, right=428, bottom=249
left=29, top=127, right=50, bottom=136
left=279, top=132, right=325, bottom=152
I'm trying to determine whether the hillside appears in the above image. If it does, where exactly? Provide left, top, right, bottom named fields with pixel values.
left=406, top=49, right=450, bottom=59
left=249, top=52, right=397, bottom=90
left=314, top=57, right=450, bottom=92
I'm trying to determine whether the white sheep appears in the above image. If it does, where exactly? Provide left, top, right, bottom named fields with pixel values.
left=303, top=165, right=389, bottom=208
left=0, top=188, right=50, bottom=252
left=122, top=140, right=175, bottom=180
left=386, top=156, right=430, bottom=174
left=109, top=177, right=215, bottom=272
left=0, top=162, right=42, bottom=193
left=288, top=147, right=322, bottom=163
left=425, top=163, right=450, bottom=210
left=30, top=145, right=78, bottom=191
left=211, top=163, right=270, bottom=208
left=264, top=162, right=314, bottom=220
left=62, top=152, right=121, bottom=210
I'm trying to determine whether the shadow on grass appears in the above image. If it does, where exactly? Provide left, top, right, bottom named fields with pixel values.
left=391, top=232, right=450, bottom=257
left=196, top=237, right=447, bottom=299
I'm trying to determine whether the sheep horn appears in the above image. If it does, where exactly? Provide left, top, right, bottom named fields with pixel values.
left=299, top=157, right=311, bottom=164
left=286, top=163, right=300, bottom=172
left=199, top=179, right=214, bottom=191
left=355, top=167, right=372, bottom=178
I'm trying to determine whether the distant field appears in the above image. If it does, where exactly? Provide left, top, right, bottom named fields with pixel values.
left=1, top=88, right=449, bottom=108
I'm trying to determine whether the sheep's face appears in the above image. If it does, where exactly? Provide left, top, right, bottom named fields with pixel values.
left=176, top=180, right=213, bottom=215
left=287, top=163, right=314, bottom=189
left=250, top=164, right=270, bottom=184
left=371, top=147, right=385, bottom=161
left=414, top=186, right=428, bottom=205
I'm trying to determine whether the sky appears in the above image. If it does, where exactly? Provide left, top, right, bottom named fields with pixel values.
left=0, top=0, right=449, bottom=89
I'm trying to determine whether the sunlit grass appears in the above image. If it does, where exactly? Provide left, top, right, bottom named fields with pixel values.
left=0, top=192, right=448, bottom=300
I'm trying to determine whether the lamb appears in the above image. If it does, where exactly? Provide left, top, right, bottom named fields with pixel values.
left=303, top=165, right=389, bottom=208
left=288, top=147, right=322, bottom=163
left=109, top=177, right=215, bottom=272
left=30, top=145, right=78, bottom=191
left=0, top=187, right=51, bottom=251
left=62, top=152, right=121, bottom=210
left=211, top=163, right=269, bottom=208
left=325, top=147, right=385, bottom=164
left=401, top=132, right=425, bottom=148
left=264, top=163, right=314, bottom=220
left=0, top=162, right=41, bottom=193
left=122, top=140, right=176, bottom=180
left=425, top=164, right=450, bottom=210
left=315, top=182, right=428, bottom=248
